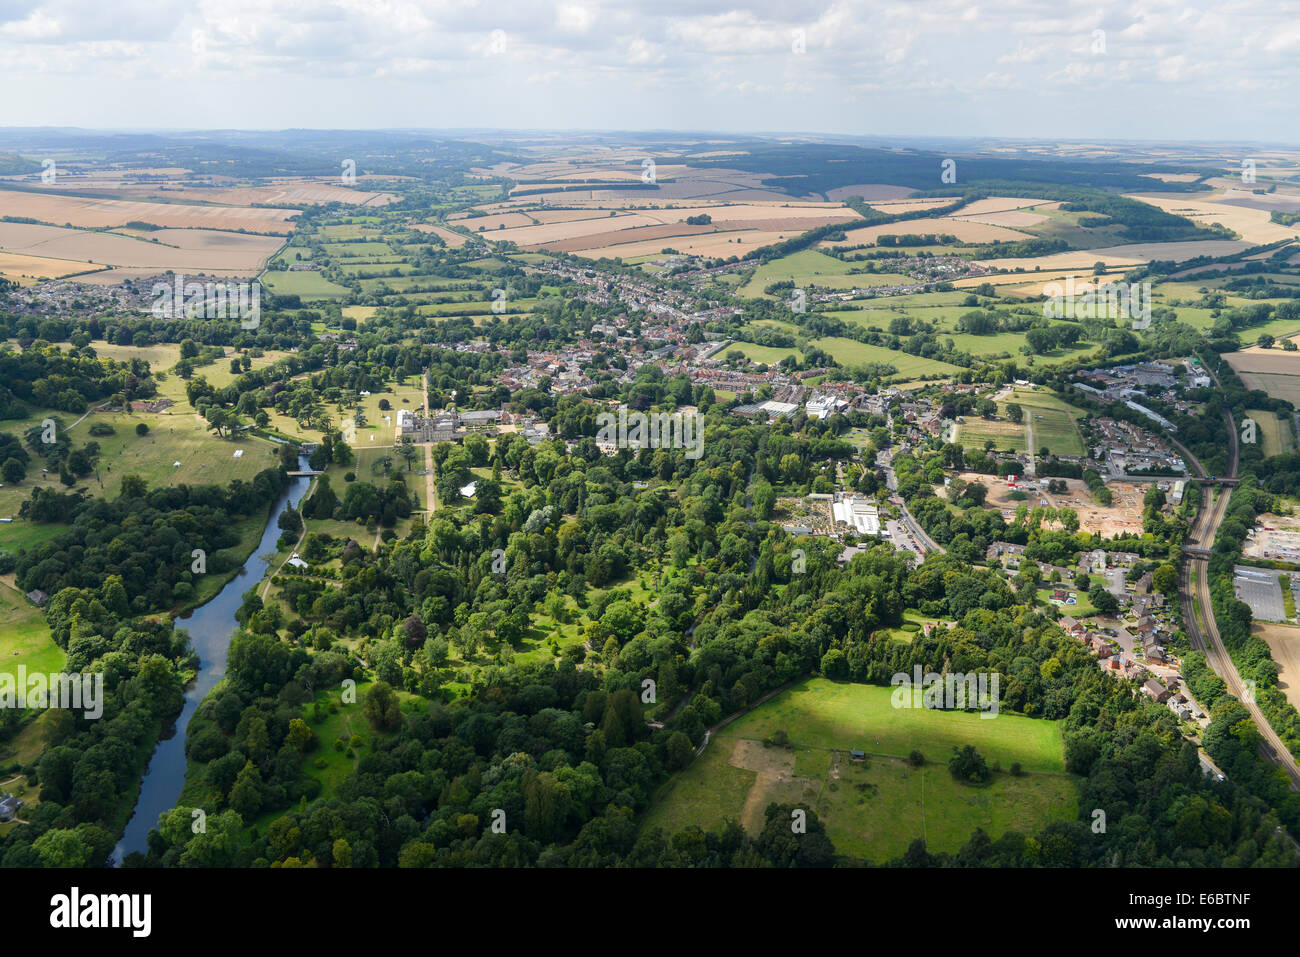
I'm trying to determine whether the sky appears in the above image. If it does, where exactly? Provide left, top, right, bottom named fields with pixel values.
left=2, top=0, right=1299, bottom=143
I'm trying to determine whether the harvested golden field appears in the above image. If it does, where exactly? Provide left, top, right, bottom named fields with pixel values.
left=655, top=202, right=858, bottom=223
left=1224, top=349, right=1300, bottom=405
left=1140, top=172, right=1202, bottom=183
left=575, top=229, right=788, bottom=259
left=467, top=200, right=864, bottom=253
left=141, top=180, right=397, bottom=208
left=950, top=268, right=1130, bottom=292
left=530, top=209, right=623, bottom=224
left=497, top=161, right=802, bottom=203
left=451, top=211, right=542, bottom=230
left=1229, top=372, right=1300, bottom=406
left=528, top=223, right=714, bottom=253
left=0, top=189, right=297, bottom=233
left=0, top=222, right=283, bottom=275
left=822, top=217, right=1032, bottom=247
left=0, top=167, right=192, bottom=189
left=825, top=184, right=917, bottom=202
left=408, top=223, right=469, bottom=247
left=1124, top=191, right=1300, bottom=245
left=0, top=251, right=105, bottom=282
left=955, top=208, right=1053, bottom=228
left=1256, top=623, right=1300, bottom=711
left=972, top=239, right=1252, bottom=271
left=1224, top=347, right=1300, bottom=372
left=952, top=196, right=1059, bottom=217
left=485, top=213, right=664, bottom=244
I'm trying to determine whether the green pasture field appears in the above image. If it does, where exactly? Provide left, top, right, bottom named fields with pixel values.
left=1010, top=389, right=1087, bottom=457
left=810, top=337, right=963, bottom=378
left=738, top=249, right=855, bottom=298
left=956, top=415, right=1026, bottom=452
left=261, top=270, right=352, bottom=301
left=643, top=678, right=1076, bottom=862
left=727, top=341, right=803, bottom=365
left=0, top=411, right=279, bottom=551
left=1246, top=409, right=1297, bottom=457
left=0, top=580, right=65, bottom=679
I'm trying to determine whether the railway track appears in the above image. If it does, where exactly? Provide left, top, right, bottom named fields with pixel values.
left=1179, top=405, right=1300, bottom=789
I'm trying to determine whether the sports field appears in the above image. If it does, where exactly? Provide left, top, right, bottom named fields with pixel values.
left=644, top=678, right=1076, bottom=862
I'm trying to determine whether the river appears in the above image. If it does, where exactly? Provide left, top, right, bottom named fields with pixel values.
left=111, top=458, right=313, bottom=864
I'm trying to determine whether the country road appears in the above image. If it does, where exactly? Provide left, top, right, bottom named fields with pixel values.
left=422, top=369, right=437, bottom=520
left=1180, top=404, right=1300, bottom=789
left=880, top=458, right=944, bottom=556
left=1024, top=411, right=1035, bottom=478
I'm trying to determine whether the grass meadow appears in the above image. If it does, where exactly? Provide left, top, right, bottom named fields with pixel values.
left=643, top=678, right=1076, bottom=862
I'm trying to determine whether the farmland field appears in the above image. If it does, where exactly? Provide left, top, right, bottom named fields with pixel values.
left=644, top=678, right=1076, bottom=862
left=0, top=250, right=108, bottom=283
left=811, top=337, right=963, bottom=378
left=1011, top=389, right=1087, bottom=457
left=1256, top=622, right=1300, bottom=711
left=728, top=341, right=803, bottom=365
left=261, top=270, right=352, bottom=300
left=1246, top=408, right=1297, bottom=456
left=0, top=221, right=284, bottom=277
left=956, top=415, right=1026, bottom=452
left=1225, top=348, right=1300, bottom=408
left=737, top=249, right=854, bottom=297
left=0, top=188, right=298, bottom=233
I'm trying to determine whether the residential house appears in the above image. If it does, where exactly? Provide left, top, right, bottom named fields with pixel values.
left=1142, top=679, right=1171, bottom=703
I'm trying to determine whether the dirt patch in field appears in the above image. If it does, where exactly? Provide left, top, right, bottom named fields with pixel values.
left=729, top=738, right=796, bottom=776
left=729, top=738, right=818, bottom=833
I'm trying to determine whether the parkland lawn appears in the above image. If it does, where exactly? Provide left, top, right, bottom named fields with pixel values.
left=644, top=677, right=1077, bottom=862
left=0, top=579, right=65, bottom=679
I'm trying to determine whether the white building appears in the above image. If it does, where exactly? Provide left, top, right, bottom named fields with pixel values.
left=805, top=393, right=849, bottom=420
left=832, top=496, right=880, bottom=535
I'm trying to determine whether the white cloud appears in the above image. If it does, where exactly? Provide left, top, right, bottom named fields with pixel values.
left=0, top=0, right=1294, bottom=138
left=1, top=10, right=59, bottom=39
